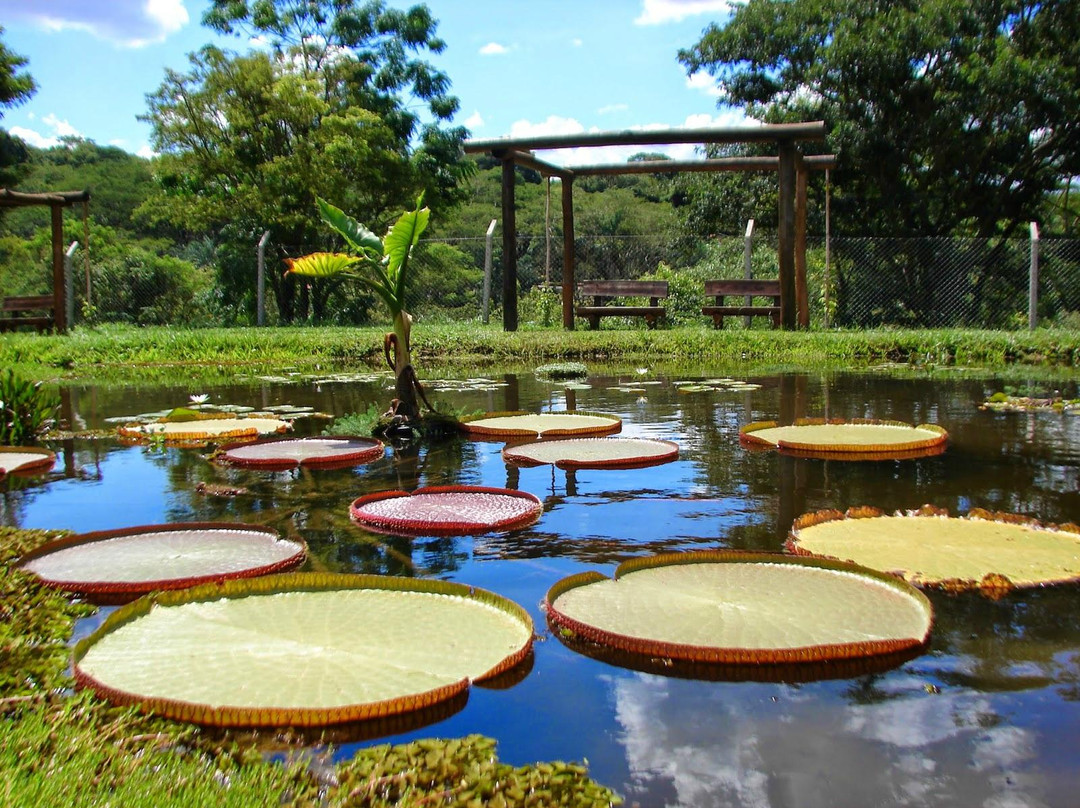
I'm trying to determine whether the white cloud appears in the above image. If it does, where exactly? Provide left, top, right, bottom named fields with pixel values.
left=42, top=113, right=81, bottom=138
left=635, top=0, right=734, bottom=26
left=687, top=70, right=723, bottom=97
left=8, top=126, right=58, bottom=149
left=507, top=112, right=755, bottom=166
left=571, top=38, right=583, bottom=47
left=5, top=0, right=190, bottom=47
left=479, top=42, right=508, bottom=56
left=597, top=103, right=629, bottom=115
left=8, top=114, right=85, bottom=148
left=464, top=110, right=485, bottom=129
left=136, top=144, right=158, bottom=159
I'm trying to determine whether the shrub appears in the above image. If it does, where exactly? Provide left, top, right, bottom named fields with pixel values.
left=0, top=370, right=60, bottom=445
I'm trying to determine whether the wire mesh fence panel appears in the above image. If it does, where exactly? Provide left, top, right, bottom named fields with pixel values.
left=55, top=231, right=1080, bottom=330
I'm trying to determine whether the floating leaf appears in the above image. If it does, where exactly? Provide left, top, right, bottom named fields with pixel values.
left=740, top=418, right=948, bottom=459
left=217, top=436, right=384, bottom=470
left=73, top=572, right=533, bottom=727
left=351, top=485, right=542, bottom=536
left=118, top=416, right=290, bottom=444
left=545, top=550, right=932, bottom=669
left=18, top=523, right=306, bottom=602
left=503, top=437, right=679, bottom=470
left=0, top=446, right=55, bottom=476
left=459, top=411, right=621, bottom=440
left=788, top=507, right=1080, bottom=595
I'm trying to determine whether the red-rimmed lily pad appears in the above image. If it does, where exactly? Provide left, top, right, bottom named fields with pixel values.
left=545, top=550, right=932, bottom=670
left=740, top=418, right=948, bottom=460
left=17, top=523, right=306, bottom=603
left=459, top=411, right=621, bottom=440
left=0, top=446, right=55, bottom=476
left=217, top=436, right=384, bottom=470
left=72, top=572, right=534, bottom=728
left=350, top=485, right=542, bottom=536
left=503, top=437, right=679, bottom=470
left=788, top=505, right=1080, bottom=597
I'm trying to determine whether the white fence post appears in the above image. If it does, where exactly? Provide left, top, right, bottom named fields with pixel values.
left=743, top=219, right=755, bottom=327
left=64, top=240, right=78, bottom=326
left=1028, top=222, right=1040, bottom=331
left=257, top=230, right=271, bottom=327
left=482, top=218, right=497, bottom=324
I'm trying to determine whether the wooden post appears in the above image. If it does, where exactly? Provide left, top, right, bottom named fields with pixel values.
left=482, top=218, right=497, bottom=324
left=51, top=202, right=66, bottom=333
left=777, top=141, right=797, bottom=330
left=64, top=241, right=78, bottom=328
left=743, top=219, right=754, bottom=327
left=795, top=154, right=809, bottom=328
left=1029, top=221, right=1040, bottom=330
left=257, top=230, right=270, bottom=326
left=824, top=169, right=831, bottom=329
left=501, top=157, right=518, bottom=331
left=562, top=176, right=576, bottom=329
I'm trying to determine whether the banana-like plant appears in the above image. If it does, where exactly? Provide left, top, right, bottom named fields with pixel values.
left=285, top=196, right=434, bottom=425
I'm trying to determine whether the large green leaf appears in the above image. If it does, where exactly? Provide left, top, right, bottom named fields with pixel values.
left=383, top=196, right=430, bottom=306
left=317, top=197, right=383, bottom=258
left=789, top=507, right=1080, bottom=594
left=283, top=251, right=358, bottom=279
left=18, top=524, right=306, bottom=601
left=73, top=573, right=534, bottom=727
left=546, top=550, right=932, bottom=666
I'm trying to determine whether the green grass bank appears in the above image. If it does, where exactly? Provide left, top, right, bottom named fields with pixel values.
left=3, top=323, right=1080, bottom=381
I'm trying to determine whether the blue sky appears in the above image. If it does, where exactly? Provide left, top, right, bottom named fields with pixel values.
left=0, top=0, right=746, bottom=167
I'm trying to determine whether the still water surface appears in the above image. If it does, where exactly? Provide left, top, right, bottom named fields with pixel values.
left=6, top=367, right=1080, bottom=807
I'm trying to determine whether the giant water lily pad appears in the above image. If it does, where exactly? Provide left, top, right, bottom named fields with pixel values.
left=119, top=415, right=290, bottom=444
left=218, top=436, right=384, bottom=470
left=351, top=485, right=542, bottom=536
left=73, top=573, right=534, bottom=727
left=545, top=551, right=932, bottom=667
left=18, top=523, right=306, bottom=602
left=0, top=446, right=55, bottom=476
left=740, top=418, right=948, bottom=460
left=459, top=411, right=621, bottom=440
left=788, top=506, right=1080, bottom=596
left=503, top=437, right=679, bottom=470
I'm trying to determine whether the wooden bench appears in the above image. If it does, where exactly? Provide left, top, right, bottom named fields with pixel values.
left=575, top=280, right=668, bottom=330
left=702, top=279, right=781, bottom=329
left=0, top=295, right=55, bottom=333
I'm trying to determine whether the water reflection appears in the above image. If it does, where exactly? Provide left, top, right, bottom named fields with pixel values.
left=8, top=368, right=1080, bottom=806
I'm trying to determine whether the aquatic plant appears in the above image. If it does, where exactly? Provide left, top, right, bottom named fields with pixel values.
left=0, top=369, right=60, bottom=446
left=285, top=197, right=434, bottom=430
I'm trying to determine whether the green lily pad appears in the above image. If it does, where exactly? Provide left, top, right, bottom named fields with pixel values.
left=545, top=550, right=932, bottom=667
left=73, top=573, right=534, bottom=727
left=788, top=506, right=1080, bottom=595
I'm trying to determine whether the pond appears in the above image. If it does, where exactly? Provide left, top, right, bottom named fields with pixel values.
left=7, top=366, right=1080, bottom=807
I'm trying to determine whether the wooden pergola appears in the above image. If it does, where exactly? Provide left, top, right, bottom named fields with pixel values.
left=0, top=188, right=91, bottom=334
left=464, top=122, right=833, bottom=331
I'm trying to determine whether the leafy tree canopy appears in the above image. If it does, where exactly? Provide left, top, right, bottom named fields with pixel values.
left=140, top=1, right=472, bottom=322
left=680, top=0, right=1080, bottom=237
left=0, top=27, right=36, bottom=190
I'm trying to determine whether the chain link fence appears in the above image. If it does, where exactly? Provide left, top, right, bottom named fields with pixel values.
left=20, top=230, right=1080, bottom=331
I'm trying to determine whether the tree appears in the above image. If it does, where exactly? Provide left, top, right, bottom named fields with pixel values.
left=139, top=1, right=471, bottom=322
left=0, top=27, right=36, bottom=190
left=680, top=0, right=1080, bottom=239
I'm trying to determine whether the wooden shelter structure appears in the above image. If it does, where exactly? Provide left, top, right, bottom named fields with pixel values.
left=464, top=122, right=833, bottom=331
left=0, top=188, right=91, bottom=334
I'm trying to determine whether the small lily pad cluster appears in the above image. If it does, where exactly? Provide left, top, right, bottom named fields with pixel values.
left=980, top=392, right=1080, bottom=414
left=426, top=377, right=510, bottom=393
left=675, top=378, right=763, bottom=393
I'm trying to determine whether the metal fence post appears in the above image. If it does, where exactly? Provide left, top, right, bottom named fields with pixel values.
left=743, top=219, right=755, bottom=327
left=482, top=218, right=497, bottom=324
left=64, top=241, right=78, bottom=327
left=1029, top=222, right=1039, bottom=331
left=257, top=230, right=270, bottom=327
